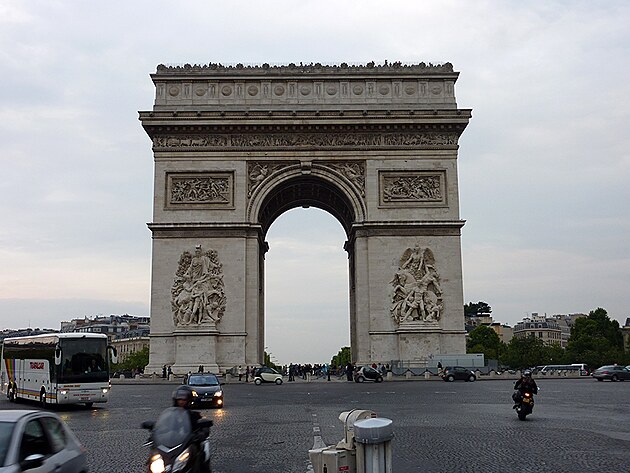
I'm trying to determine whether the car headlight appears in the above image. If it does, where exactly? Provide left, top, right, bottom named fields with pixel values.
left=191, top=390, right=198, bottom=397
left=213, top=390, right=223, bottom=397
left=102, top=388, right=109, bottom=394
left=60, top=390, right=68, bottom=395
left=172, top=447, right=190, bottom=472
left=149, top=454, right=165, bottom=473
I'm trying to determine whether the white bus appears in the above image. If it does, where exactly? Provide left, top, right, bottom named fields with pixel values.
left=1, top=333, right=117, bottom=407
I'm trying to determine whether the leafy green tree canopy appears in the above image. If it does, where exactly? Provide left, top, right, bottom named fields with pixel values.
left=466, top=325, right=504, bottom=361
left=331, top=347, right=351, bottom=368
left=464, top=301, right=492, bottom=317
left=566, top=308, right=627, bottom=368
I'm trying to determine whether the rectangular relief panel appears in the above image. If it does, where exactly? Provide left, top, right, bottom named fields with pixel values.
left=379, top=170, right=447, bottom=207
left=165, top=172, right=234, bottom=209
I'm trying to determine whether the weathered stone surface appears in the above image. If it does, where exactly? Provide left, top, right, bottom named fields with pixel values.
left=140, top=62, right=471, bottom=374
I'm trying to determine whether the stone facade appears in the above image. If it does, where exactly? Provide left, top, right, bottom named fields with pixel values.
left=140, top=62, right=472, bottom=374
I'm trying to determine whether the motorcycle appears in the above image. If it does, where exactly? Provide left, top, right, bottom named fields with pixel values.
left=513, top=390, right=535, bottom=421
left=142, top=406, right=213, bottom=472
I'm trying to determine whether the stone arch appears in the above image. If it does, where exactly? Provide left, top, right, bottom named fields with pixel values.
left=140, top=62, right=472, bottom=375
left=248, top=164, right=366, bottom=237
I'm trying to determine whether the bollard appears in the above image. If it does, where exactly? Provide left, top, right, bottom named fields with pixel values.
left=405, top=370, right=412, bottom=379
left=386, top=372, right=392, bottom=380
left=225, top=373, right=231, bottom=384
left=424, top=371, right=430, bottom=379
left=354, top=417, right=393, bottom=473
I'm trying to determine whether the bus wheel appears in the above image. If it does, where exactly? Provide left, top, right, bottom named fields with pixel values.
left=40, top=391, right=47, bottom=409
left=7, top=385, right=15, bottom=402
left=85, top=402, right=93, bottom=408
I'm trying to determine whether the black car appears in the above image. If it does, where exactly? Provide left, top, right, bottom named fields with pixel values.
left=353, top=366, right=384, bottom=383
left=185, top=373, right=224, bottom=408
left=441, top=366, right=476, bottom=382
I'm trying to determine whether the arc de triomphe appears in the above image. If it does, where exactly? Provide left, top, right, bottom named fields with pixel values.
left=140, top=62, right=471, bottom=374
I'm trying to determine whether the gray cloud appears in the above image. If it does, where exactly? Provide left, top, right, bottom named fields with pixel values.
left=1, top=1, right=629, bottom=363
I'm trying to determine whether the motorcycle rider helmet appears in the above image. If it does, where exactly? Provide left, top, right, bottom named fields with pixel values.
left=523, top=369, right=532, bottom=377
left=172, top=385, right=194, bottom=408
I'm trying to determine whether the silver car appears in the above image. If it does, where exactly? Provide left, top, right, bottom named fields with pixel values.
left=0, top=410, right=87, bottom=472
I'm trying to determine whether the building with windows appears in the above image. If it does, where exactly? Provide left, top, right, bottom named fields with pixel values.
left=513, top=313, right=562, bottom=346
left=110, top=335, right=150, bottom=364
left=60, top=314, right=150, bottom=342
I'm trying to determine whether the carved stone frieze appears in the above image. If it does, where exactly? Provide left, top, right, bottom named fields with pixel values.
left=320, top=161, right=366, bottom=197
left=380, top=171, right=446, bottom=206
left=390, top=245, right=443, bottom=325
left=153, top=132, right=459, bottom=151
left=167, top=172, right=233, bottom=208
left=171, top=245, right=226, bottom=328
left=247, top=162, right=291, bottom=197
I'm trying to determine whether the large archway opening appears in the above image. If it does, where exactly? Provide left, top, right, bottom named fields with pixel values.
left=264, top=208, right=350, bottom=365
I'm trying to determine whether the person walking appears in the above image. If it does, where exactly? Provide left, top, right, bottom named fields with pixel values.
left=245, top=366, right=250, bottom=382
left=238, top=365, right=244, bottom=381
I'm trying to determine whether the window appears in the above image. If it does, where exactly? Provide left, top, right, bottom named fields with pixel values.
left=40, top=417, right=67, bottom=453
left=20, top=420, right=53, bottom=461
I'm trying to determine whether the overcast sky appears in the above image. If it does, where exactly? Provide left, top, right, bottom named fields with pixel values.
left=1, top=1, right=629, bottom=365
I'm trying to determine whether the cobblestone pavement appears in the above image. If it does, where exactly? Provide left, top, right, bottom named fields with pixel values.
left=1, top=377, right=629, bottom=472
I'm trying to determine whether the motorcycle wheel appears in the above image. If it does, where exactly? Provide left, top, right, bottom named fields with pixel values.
left=518, top=411, right=527, bottom=421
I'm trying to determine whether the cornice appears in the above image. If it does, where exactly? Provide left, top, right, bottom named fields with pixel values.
left=153, top=61, right=456, bottom=77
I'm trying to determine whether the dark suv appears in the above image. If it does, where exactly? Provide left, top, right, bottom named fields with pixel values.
left=441, top=366, right=476, bottom=382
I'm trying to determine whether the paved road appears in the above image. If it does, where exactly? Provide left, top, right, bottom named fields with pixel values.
left=1, top=378, right=629, bottom=472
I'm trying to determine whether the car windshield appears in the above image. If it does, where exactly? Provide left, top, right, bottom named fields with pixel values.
left=188, top=375, right=219, bottom=386
left=152, top=407, right=192, bottom=448
left=0, top=421, right=15, bottom=465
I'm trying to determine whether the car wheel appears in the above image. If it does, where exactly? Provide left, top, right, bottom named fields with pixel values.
left=275, top=378, right=283, bottom=385
left=611, top=375, right=618, bottom=382
left=468, top=375, right=476, bottom=382
left=254, top=378, right=262, bottom=385
left=85, top=402, right=94, bottom=408
left=40, top=391, right=47, bottom=409
left=357, top=376, right=365, bottom=383
left=376, top=376, right=383, bottom=383
left=447, top=375, right=455, bottom=382
left=596, top=378, right=603, bottom=381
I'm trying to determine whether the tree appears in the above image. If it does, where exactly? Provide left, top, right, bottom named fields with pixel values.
left=466, top=325, right=505, bottom=361
left=110, top=347, right=149, bottom=373
left=502, top=335, right=549, bottom=369
left=566, top=308, right=628, bottom=368
left=331, top=347, right=351, bottom=368
left=264, top=350, right=281, bottom=371
left=464, top=301, right=492, bottom=317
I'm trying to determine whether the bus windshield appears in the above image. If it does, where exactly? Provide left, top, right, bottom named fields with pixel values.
left=59, top=338, right=108, bottom=383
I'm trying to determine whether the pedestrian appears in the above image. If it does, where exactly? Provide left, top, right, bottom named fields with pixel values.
left=246, top=366, right=250, bottom=382
left=162, top=365, right=167, bottom=379
left=346, top=362, right=354, bottom=381
left=238, top=365, right=243, bottom=381
left=437, top=361, right=443, bottom=375
left=167, top=365, right=172, bottom=380
left=326, top=363, right=331, bottom=381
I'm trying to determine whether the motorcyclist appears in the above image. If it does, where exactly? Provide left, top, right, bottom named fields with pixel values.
left=171, top=385, right=207, bottom=472
left=513, top=369, right=538, bottom=405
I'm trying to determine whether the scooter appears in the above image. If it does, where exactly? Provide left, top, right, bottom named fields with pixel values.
left=513, top=390, right=535, bottom=421
left=142, top=406, right=213, bottom=472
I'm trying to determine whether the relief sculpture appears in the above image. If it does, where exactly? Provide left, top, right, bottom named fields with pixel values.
left=323, top=161, right=366, bottom=197
left=390, top=245, right=443, bottom=324
left=382, top=174, right=442, bottom=203
left=170, top=175, right=231, bottom=204
left=171, top=245, right=226, bottom=328
left=247, top=162, right=288, bottom=197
